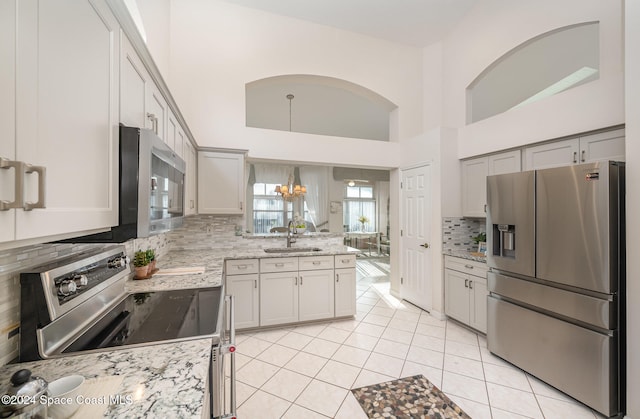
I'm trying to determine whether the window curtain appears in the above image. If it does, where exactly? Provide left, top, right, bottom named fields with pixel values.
left=300, top=166, right=329, bottom=229
left=252, top=163, right=294, bottom=185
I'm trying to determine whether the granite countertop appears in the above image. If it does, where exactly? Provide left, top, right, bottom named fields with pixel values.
left=443, top=249, right=487, bottom=263
left=0, top=339, right=212, bottom=418
left=125, top=245, right=356, bottom=293
left=244, top=231, right=344, bottom=239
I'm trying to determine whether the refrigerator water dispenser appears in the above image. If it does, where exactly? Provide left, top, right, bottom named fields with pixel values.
left=493, top=224, right=516, bottom=257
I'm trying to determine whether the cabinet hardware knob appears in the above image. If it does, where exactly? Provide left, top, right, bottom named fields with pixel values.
left=336, top=274, right=340, bottom=282
left=419, top=243, right=430, bottom=248
left=469, top=280, right=473, bottom=289
left=573, top=151, right=577, bottom=163
left=254, top=280, right=257, bottom=289
left=465, top=279, right=469, bottom=288
left=275, top=263, right=284, bottom=267
left=465, top=264, right=473, bottom=269
left=312, top=261, right=321, bottom=265
left=581, top=150, right=586, bottom=162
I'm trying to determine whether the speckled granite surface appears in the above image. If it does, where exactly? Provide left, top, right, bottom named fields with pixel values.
left=352, top=374, right=470, bottom=418
left=0, top=339, right=212, bottom=418
left=125, top=246, right=356, bottom=293
left=443, top=249, right=487, bottom=263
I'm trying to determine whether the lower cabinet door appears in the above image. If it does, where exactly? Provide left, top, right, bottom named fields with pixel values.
left=335, top=268, right=356, bottom=317
left=226, top=273, right=259, bottom=329
left=260, top=271, right=298, bottom=326
left=469, top=278, right=488, bottom=334
left=298, top=269, right=335, bottom=321
left=444, top=269, right=471, bottom=324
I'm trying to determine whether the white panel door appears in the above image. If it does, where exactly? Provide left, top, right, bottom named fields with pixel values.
left=298, top=269, right=335, bottom=321
left=0, top=0, right=16, bottom=242
left=15, top=0, right=119, bottom=240
left=400, top=164, right=432, bottom=311
left=226, top=273, right=259, bottom=329
left=260, top=272, right=298, bottom=326
left=469, top=277, right=488, bottom=334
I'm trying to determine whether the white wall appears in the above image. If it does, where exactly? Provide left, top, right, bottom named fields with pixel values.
left=168, top=0, right=422, bottom=167
left=441, top=0, right=624, bottom=158
left=624, top=1, right=639, bottom=417
left=136, top=0, right=171, bottom=80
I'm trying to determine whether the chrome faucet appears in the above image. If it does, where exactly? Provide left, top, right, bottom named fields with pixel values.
left=287, top=220, right=297, bottom=247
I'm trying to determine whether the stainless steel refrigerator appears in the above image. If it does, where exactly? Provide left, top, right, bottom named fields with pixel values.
left=486, top=161, right=625, bottom=417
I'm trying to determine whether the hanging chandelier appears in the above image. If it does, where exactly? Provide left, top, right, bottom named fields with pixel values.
left=275, top=174, right=306, bottom=202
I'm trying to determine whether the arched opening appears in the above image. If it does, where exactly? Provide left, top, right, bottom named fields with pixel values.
left=467, top=22, right=600, bottom=124
left=246, top=75, right=397, bottom=141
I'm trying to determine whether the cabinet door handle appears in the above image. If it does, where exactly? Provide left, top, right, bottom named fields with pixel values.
left=573, top=151, right=577, bottom=163
left=581, top=150, right=586, bottom=162
left=336, top=273, right=339, bottom=283
left=240, top=201, right=243, bottom=210
left=23, top=164, right=46, bottom=210
left=147, top=113, right=157, bottom=134
left=464, top=279, right=469, bottom=288
left=0, top=158, right=24, bottom=211
left=275, top=263, right=284, bottom=267
left=469, top=280, right=473, bottom=289
left=295, top=276, right=298, bottom=285
left=300, top=276, right=303, bottom=285
left=237, top=265, right=247, bottom=270
left=464, top=264, right=473, bottom=269
left=312, top=261, right=321, bottom=265
left=341, top=259, right=350, bottom=263
left=254, top=279, right=257, bottom=289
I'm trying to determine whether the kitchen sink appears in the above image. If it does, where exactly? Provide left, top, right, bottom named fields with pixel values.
left=264, top=247, right=322, bottom=253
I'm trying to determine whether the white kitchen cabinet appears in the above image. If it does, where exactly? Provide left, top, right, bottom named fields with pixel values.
left=120, top=34, right=150, bottom=129
left=176, top=126, right=186, bottom=159
left=184, top=141, right=197, bottom=215
left=260, top=271, right=299, bottom=326
left=167, top=109, right=178, bottom=153
left=198, top=151, right=245, bottom=214
left=524, top=128, right=625, bottom=170
left=444, top=256, right=488, bottom=333
left=1, top=0, right=120, bottom=246
left=299, top=269, right=335, bottom=321
left=335, top=268, right=357, bottom=317
left=146, top=83, right=167, bottom=142
left=461, top=150, right=521, bottom=217
left=226, top=273, right=260, bottom=329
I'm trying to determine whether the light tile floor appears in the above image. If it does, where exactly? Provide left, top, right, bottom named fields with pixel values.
left=230, top=258, right=606, bottom=419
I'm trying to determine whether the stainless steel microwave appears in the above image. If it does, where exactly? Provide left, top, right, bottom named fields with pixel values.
left=67, top=125, right=185, bottom=243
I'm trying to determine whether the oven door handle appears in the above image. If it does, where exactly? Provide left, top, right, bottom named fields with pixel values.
left=219, top=294, right=236, bottom=419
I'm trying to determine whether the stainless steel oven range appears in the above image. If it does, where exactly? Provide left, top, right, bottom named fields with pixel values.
left=18, top=245, right=237, bottom=419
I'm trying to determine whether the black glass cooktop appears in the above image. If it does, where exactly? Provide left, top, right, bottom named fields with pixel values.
left=63, top=287, right=223, bottom=354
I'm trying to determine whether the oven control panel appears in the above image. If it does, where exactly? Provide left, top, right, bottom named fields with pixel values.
left=54, top=253, right=129, bottom=304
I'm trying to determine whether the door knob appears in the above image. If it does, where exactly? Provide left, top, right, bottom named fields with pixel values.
left=420, top=243, right=430, bottom=248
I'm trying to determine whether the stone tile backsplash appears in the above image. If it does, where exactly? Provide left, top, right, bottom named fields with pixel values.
left=442, top=217, right=486, bottom=253
left=0, top=214, right=344, bottom=366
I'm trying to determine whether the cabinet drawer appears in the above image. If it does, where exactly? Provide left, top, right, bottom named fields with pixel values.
left=299, top=255, right=334, bottom=271
left=260, top=257, right=299, bottom=273
left=226, top=259, right=259, bottom=275
left=445, top=256, right=488, bottom=278
left=334, top=254, right=356, bottom=269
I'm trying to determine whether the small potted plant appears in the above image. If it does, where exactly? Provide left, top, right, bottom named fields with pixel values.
left=145, top=248, right=156, bottom=272
left=133, top=250, right=150, bottom=279
left=358, top=215, right=369, bottom=232
left=472, top=232, right=487, bottom=254
left=293, top=214, right=306, bottom=234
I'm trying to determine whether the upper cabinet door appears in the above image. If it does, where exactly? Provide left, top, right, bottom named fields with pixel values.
left=461, top=157, right=488, bottom=217
left=14, top=0, right=119, bottom=240
left=0, top=0, right=16, bottom=243
left=523, top=139, right=580, bottom=170
left=120, top=34, right=149, bottom=128
left=198, top=151, right=244, bottom=214
left=488, top=150, right=521, bottom=175
left=146, top=83, right=167, bottom=141
left=579, top=129, right=625, bottom=163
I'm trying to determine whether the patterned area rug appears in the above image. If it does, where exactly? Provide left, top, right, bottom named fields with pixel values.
left=351, top=374, right=471, bottom=419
